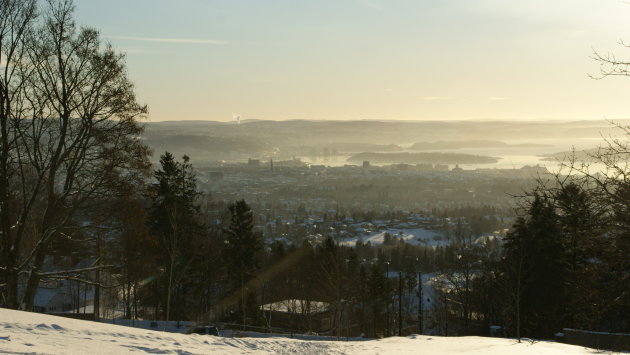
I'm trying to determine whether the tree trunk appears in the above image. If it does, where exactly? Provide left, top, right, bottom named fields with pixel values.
left=22, top=248, right=46, bottom=311
left=4, top=264, right=19, bottom=309
left=133, top=281, right=138, bottom=321
left=241, top=272, right=245, bottom=327
left=94, top=236, right=101, bottom=321
left=165, top=256, right=174, bottom=331
left=94, top=279, right=100, bottom=321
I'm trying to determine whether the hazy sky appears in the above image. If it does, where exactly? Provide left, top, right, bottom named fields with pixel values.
left=73, top=0, right=630, bottom=122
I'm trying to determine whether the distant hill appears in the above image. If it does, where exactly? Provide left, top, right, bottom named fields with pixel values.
left=538, top=148, right=607, bottom=162
left=347, top=152, right=498, bottom=165
left=409, top=140, right=551, bottom=150
left=410, top=140, right=508, bottom=150
left=147, top=119, right=619, bottom=145
left=281, top=143, right=403, bottom=156
left=142, top=119, right=619, bottom=163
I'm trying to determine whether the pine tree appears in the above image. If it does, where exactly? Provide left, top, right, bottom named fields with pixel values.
left=553, top=182, right=604, bottom=329
left=502, top=216, right=533, bottom=341
left=223, top=199, right=262, bottom=324
left=108, top=196, right=157, bottom=320
left=503, top=193, right=565, bottom=339
left=149, top=152, right=201, bottom=325
left=367, top=263, right=388, bottom=337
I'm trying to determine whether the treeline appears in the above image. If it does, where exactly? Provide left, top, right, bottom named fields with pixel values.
left=494, top=139, right=630, bottom=338
left=450, top=124, right=630, bottom=340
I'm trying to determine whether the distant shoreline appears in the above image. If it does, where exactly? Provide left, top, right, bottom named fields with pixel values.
left=347, top=152, right=498, bottom=165
left=409, top=140, right=550, bottom=150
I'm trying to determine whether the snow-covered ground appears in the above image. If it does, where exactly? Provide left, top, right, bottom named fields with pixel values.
left=0, top=308, right=602, bottom=354
left=339, top=228, right=445, bottom=247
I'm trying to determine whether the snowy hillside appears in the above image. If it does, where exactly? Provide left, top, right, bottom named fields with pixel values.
left=0, top=309, right=599, bottom=354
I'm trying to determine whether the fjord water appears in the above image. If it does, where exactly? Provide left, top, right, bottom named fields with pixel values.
left=301, top=137, right=606, bottom=170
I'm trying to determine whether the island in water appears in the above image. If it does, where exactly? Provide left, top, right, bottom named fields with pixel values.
left=347, top=152, right=499, bottom=165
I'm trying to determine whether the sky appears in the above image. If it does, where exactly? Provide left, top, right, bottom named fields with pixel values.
left=72, top=0, right=630, bottom=122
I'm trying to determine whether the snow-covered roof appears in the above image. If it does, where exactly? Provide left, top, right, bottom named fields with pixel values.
left=339, top=228, right=444, bottom=247
left=34, top=288, right=69, bottom=307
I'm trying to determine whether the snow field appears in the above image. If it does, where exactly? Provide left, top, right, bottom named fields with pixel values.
left=0, top=308, right=605, bottom=354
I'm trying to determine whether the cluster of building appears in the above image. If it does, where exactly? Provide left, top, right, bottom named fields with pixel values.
left=197, top=159, right=526, bottom=246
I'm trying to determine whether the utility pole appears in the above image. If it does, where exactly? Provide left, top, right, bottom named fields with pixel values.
left=416, top=257, right=423, bottom=335
left=385, top=260, right=390, bottom=337
left=241, top=273, right=245, bottom=330
left=398, top=271, right=402, bottom=336
left=94, top=234, right=101, bottom=321
left=418, top=271, right=423, bottom=334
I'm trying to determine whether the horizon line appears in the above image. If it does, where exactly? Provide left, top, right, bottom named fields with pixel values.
left=146, top=117, right=628, bottom=124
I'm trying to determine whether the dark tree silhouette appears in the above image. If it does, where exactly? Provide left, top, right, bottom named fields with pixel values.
left=503, top=193, right=566, bottom=339
left=223, top=199, right=262, bottom=325
left=0, top=0, right=150, bottom=310
left=149, top=152, right=200, bottom=326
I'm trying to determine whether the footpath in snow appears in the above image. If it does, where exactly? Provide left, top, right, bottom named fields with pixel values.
left=0, top=308, right=603, bottom=354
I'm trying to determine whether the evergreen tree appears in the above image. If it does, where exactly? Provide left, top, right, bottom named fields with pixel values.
left=223, top=199, right=262, bottom=324
left=503, top=193, right=565, bottom=339
left=599, top=181, right=630, bottom=331
left=367, top=263, right=389, bottom=337
left=149, top=152, right=201, bottom=324
left=553, top=182, right=605, bottom=329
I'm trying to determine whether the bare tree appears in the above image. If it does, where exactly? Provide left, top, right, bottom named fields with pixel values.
left=0, top=0, right=39, bottom=309
left=591, top=41, right=630, bottom=79
left=0, top=0, right=150, bottom=310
